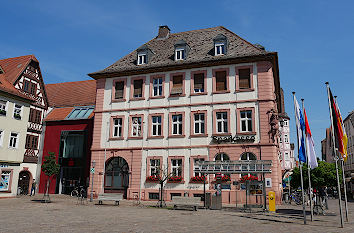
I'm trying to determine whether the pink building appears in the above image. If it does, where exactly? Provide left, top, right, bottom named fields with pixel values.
left=88, top=26, right=284, bottom=204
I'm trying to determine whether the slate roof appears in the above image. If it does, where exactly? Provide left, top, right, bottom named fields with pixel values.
left=0, top=55, right=38, bottom=84
left=89, top=26, right=271, bottom=77
left=45, top=80, right=96, bottom=107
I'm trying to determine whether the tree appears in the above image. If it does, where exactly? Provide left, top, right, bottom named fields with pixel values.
left=41, top=152, right=60, bottom=202
left=155, top=166, right=173, bottom=208
left=290, top=160, right=342, bottom=190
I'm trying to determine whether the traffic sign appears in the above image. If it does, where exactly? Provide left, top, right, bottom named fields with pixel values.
left=90, top=168, right=95, bottom=174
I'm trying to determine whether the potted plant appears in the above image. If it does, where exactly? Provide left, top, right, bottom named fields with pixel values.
left=146, top=175, right=159, bottom=183
left=190, top=175, right=207, bottom=183
left=168, top=176, right=183, bottom=183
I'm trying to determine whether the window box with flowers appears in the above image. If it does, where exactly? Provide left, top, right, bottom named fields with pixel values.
left=146, top=175, right=160, bottom=183
left=239, top=174, right=258, bottom=183
left=167, top=176, right=183, bottom=183
left=190, top=175, right=207, bottom=183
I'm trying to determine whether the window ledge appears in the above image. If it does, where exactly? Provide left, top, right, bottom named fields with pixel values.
left=149, top=96, right=165, bottom=100
left=127, top=136, right=143, bottom=140
left=168, top=135, right=185, bottom=138
left=212, top=133, right=232, bottom=136
left=190, top=92, right=208, bottom=96
left=169, top=94, right=186, bottom=98
left=212, top=90, right=230, bottom=94
left=235, top=88, right=254, bottom=93
left=237, top=132, right=256, bottom=135
left=167, top=180, right=185, bottom=184
left=112, top=98, right=126, bottom=103
left=190, top=134, right=208, bottom=138
left=109, top=137, right=124, bottom=141
left=130, top=97, right=145, bottom=101
left=147, top=136, right=164, bottom=139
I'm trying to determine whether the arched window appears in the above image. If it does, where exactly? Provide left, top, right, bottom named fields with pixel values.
left=105, top=157, right=129, bottom=193
left=215, top=153, right=230, bottom=161
left=240, top=152, right=256, bottom=161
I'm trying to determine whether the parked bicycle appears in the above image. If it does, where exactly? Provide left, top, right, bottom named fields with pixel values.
left=289, top=191, right=302, bottom=205
left=70, top=186, right=87, bottom=199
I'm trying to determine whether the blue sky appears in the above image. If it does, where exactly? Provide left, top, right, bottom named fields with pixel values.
left=1, top=0, right=353, bottom=159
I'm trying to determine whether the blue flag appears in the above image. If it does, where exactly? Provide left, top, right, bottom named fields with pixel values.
left=294, top=96, right=306, bottom=163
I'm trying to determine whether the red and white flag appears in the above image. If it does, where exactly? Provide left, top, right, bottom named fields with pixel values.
left=304, top=109, right=318, bottom=169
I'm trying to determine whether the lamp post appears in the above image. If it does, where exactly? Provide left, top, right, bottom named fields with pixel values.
left=90, top=160, right=96, bottom=202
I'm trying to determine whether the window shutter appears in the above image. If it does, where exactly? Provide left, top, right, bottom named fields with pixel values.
left=239, top=68, right=251, bottom=89
left=115, top=81, right=124, bottom=99
left=25, top=135, right=31, bottom=149
left=215, top=71, right=227, bottom=91
left=36, top=110, right=42, bottom=123
left=194, top=73, right=204, bottom=90
left=171, top=75, right=183, bottom=94
left=133, top=79, right=143, bottom=96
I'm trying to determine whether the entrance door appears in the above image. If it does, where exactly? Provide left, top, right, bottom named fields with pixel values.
left=59, top=167, right=83, bottom=194
left=104, top=157, right=129, bottom=198
left=18, top=171, right=31, bottom=195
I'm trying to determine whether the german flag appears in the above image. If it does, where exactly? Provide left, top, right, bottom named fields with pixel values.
left=329, top=88, right=345, bottom=156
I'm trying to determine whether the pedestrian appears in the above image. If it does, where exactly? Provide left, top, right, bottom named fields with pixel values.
left=30, top=179, right=36, bottom=196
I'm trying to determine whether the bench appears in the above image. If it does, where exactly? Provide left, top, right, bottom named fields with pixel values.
left=97, top=193, right=123, bottom=206
left=172, top=197, right=202, bottom=211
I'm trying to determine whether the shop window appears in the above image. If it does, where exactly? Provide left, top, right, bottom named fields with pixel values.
left=149, top=192, right=160, bottom=200
left=0, top=170, right=11, bottom=191
left=215, top=71, right=227, bottom=91
left=238, top=68, right=251, bottom=89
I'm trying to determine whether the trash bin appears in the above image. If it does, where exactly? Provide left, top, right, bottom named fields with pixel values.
left=205, top=192, right=211, bottom=209
left=211, top=193, right=222, bottom=210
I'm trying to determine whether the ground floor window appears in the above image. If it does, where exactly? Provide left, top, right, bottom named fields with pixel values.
left=170, top=193, right=182, bottom=200
left=149, top=192, right=160, bottom=200
left=193, top=193, right=205, bottom=201
left=0, top=170, right=11, bottom=191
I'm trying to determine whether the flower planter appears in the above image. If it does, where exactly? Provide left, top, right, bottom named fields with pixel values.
left=145, top=176, right=159, bottom=183
left=190, top=176, right=207, bottom=183
left=167, top=176, right=183, bottom=183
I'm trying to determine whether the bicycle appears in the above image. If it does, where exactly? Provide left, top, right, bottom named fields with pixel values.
left=71, top=186, right=87, bottom=204
left=289, top=191, right=302, bottom=205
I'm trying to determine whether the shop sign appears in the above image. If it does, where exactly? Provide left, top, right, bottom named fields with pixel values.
left=0, top=164, right=9, bottom=168
left=211, top=135, right=255, bottom=144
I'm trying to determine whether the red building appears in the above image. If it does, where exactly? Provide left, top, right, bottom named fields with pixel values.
left=38, top=80, right=96, bottom=194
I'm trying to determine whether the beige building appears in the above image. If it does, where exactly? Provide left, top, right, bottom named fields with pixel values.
left=0, top=75, right=32, bottom=197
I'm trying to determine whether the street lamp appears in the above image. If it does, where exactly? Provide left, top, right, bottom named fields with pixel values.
left=90, top=160, right=96, bottom=202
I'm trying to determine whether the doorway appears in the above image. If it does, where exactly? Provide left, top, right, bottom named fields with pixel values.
left=104, top=157, right=129, bottom=198
left=18, top=171, right=31, bottom=195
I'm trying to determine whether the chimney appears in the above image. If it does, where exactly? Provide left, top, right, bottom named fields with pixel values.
left=157, top=25, right=170, bottom=39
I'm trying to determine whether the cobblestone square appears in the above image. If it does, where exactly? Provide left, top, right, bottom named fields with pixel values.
left=0, top=195, right=353, bottom=232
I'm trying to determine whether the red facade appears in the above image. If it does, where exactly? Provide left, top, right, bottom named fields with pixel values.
left=39, top=119, right=93, bottom=194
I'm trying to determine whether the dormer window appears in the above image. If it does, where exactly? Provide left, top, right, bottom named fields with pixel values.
left=213, top=34, right=227, bottom=56
left=175, top=48, right=185, bottom=61
left=215, top=43, right=225, bottom=56
left=174, top=40, right=189, bottom=61
left=137, top=53, right=147, bottom=65
left=136, top=45, right=152, bottom=66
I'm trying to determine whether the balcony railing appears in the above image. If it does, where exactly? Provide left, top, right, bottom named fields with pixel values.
left=23, top=149, right=38, bottom=163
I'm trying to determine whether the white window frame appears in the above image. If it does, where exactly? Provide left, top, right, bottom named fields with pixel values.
left=0, top=170, right=11, bottom=191
left=150, top=159, right=160, bottom=176
left=194, top=113, right=205, bottom=134
left=283, top=119, right=288, bottom=126
left=0, top=99, right=8, bottom=116
left=137, top=53, right=147, bottom=65
left=9, top=132, right=19, bottom=149
left=172, top=114, right=183, bottom=135
left=284, top=152, right=289, bottom=160
left=216, top=112, right=228, bottom=133
left=215, top=43, right=225, bottom=56
left=13, top=104, right=22, bottom=120
left=279, top=134, right=282, bottom=143
left=151, top=115, right=162, bottom=136
left=113, top=118, right=122, bottom=138
left=240, top=110, right=252, bottom=132
left=152, top=77, right=163, bottom=96
left=175, top=48, right=185, bottom=61
left=284, top=134, right=289, bottom=143
left=0, top=129, right=3, bottom=147
left=131, top=117, right=142, bottom=137
left=171, top=159, right=182, bottom=177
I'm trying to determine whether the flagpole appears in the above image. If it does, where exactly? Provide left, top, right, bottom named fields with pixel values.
left=325, top=82, right=344, bottom=228
left=334, top=96, right=349, bottom=222
left=301, top=99, right=313, bottom=222
left=292, top=92, right=307, bottom=225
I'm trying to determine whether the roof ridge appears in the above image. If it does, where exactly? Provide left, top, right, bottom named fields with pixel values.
left=168, top=26, right=223, bottom=36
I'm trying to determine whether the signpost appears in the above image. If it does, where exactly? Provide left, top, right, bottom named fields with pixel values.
left=90, top=160, right=96, bottom=202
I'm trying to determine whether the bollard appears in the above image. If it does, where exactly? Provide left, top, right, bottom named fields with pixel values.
left=269, top=191, right=276, bottom=212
